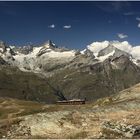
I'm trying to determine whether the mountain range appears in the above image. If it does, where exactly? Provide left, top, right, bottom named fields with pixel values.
left=1, top=40, right=140, bottom=103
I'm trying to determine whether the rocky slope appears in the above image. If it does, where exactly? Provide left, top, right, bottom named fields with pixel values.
left=0, top=66, right=60, bottom=103
left=2, top=82, right=140, bottom=139
left=46, top=54, right=140, bottom=101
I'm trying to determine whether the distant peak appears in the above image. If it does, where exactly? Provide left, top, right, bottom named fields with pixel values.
left=0, top=41, right=8, bottom=53
left=43, top=40, right=57, bottom=49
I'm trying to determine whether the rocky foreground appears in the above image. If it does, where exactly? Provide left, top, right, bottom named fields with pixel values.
left=1, top=83, right=140, bottom=139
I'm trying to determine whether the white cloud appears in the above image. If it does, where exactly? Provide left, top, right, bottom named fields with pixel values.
left=135, top=17, right=140, bottom=28
left=136, top=17, right=140, bottom=28
left=138, top=23, right=140, bottom=28
left=136, top=17, right=140, bottom=21
left=131, top=46, right=140, bottom=59
left=48, top=24, right=55, bottom=28
left=117, top=33, right=128, bottom=39
left=63, top=25, right=71, bottom=29
left=111, top=41, right=132, bottom=53
left=87, top=41, right=109, bottom=54
left=87, top=41, right=132, bottom=54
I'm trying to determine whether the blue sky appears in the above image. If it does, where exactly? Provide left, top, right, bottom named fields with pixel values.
left=0, top=1, right=140, bottom=49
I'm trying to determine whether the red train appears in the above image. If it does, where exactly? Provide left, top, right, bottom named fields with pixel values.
left=56, top=99, right=86, bottom=105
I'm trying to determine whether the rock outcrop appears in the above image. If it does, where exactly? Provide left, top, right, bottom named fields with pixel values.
left=101, top=121, right=140, bottom=138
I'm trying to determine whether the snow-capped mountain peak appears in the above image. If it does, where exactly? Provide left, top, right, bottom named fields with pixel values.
left=11, top=40, right=76, bottom=72
left=86, top=41, right=140, bottom=60
left=97, top=43, right=131, bottom=59
left=43, top=40, right=57, bottom=49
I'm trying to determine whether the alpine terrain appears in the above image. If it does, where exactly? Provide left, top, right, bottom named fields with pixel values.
left=0, top=40, right=140, bottom=138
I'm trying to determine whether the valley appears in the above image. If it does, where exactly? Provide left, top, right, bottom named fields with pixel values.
left=0, top=83, right=140, bottom=138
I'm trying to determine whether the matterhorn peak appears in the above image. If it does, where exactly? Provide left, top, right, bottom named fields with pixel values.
left=43, top=40, right=57, bottom=49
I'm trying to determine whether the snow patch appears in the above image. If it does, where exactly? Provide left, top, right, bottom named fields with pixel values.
left=41, top=50, right=75, bottom=58
left=13, top=46, right=76, bottom=72
left=131, top=46, right=140, bottom=59
left=0, top=48, right=3, bottom=52
left=97, top=50, right=115, bottom=62
left=80, top=49, right=86, bottom=54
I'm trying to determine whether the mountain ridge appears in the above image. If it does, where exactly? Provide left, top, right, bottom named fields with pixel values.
left=0, top=40, right=140, bottom=73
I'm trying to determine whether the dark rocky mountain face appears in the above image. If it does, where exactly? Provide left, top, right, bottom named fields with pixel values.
left=46, top=55, right=140, bottom=102
left=84, top=48, right=95, bottom=58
